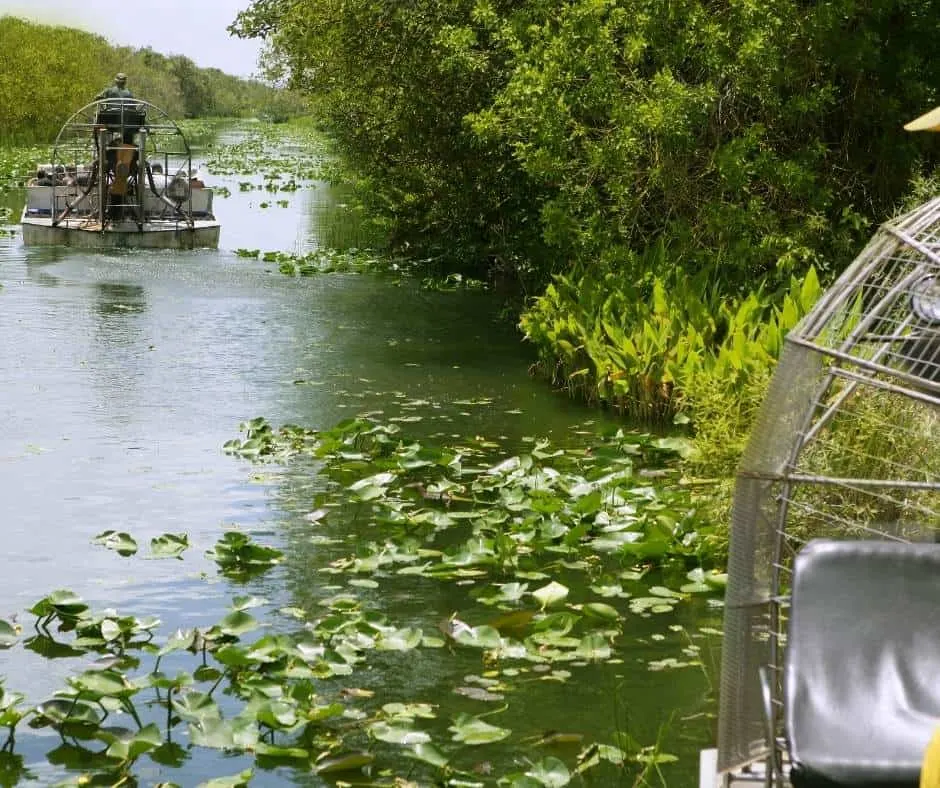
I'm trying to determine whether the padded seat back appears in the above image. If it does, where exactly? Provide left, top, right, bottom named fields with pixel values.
left=786, top=539, right=940, bottom=785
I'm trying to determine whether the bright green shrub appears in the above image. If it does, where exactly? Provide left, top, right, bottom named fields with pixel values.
left=521, top=263, right=820, bottom=421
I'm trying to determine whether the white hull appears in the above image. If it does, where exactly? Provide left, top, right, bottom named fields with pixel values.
left=21, top=216, right=220, bottom=249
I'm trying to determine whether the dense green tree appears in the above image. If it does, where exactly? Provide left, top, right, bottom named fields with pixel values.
left=233, top=0, right=940, bottom=292
left=231, top=0, right=940, bottom=492
left=232, top=0, right=548, bottom=279
left=170, top=55, right=214, bottom=117
left=0, top=16, right=306, bottom=144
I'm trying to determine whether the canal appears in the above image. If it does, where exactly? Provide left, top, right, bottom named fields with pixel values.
left=0, top=124, right=719, bottom=786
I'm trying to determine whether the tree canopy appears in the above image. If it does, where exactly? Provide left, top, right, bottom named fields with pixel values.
left=0, top=16, right=305, bottom=143
left=232, top=0, right=940, bottom=292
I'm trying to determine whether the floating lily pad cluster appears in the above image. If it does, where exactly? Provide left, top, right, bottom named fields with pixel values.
left=223, top=418, right=724, bottom=773
left=0, top=418, right=721, bottom=786
left=201, top=124, right=331, bottom=183
left=233, top=248, right=396, bottom=277
left=223, top=416, right=714, bottom=567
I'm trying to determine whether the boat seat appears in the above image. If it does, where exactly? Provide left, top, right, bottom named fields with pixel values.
left=785, top=539, right=940, bottom=787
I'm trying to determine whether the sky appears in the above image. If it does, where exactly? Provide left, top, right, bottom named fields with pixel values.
left=0, top=0, right=265, bottom=77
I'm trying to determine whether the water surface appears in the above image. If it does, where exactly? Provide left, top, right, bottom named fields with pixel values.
left=0, top=126, right=717, bottom=785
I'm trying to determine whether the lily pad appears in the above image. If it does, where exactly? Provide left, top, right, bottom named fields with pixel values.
left=531, top=581, right=569, bottom=609
left=370, top=721, right=431, bottom=745
left=92, top=530, right=138, bottom=557
left=449, top=713, right=511, bottom=745
left=315, top=751, right=375, bottom=774
left=526, top=756, right=571, bottom=787
left=406, top=741, right=449, bottom=768
left=150, top=532, right=190, bottom=559
left=197, top=769, right=254, bottom=787
left=0, top=619, right=19, bottom=649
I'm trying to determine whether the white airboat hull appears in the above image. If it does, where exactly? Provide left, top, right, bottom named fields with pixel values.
left=21, top=215, right=220, bottom=249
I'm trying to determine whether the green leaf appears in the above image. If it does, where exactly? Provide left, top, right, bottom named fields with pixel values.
left=68, top=669, right=133, bottom=698
left=29, top=590, right=88, bottom=621
left=218, top=611, right=259, bottom=637
left=575, top=633, right=611, bottom=661
left=158, top=628, right=196, bottom=657
left=231, top=595, right=268, bottom=611
left=256, top=700, right=298, bottom=729
left=150, top=532, right=190, bottom=559
left=580, top=603, right=621, bottom=621
left=0, top=619, right=20, bottom=649
left=449, top=713, right=511, bottom=744
left=315, top=751, right=375, bottom=774
left=197, top=769, right=254, bottom=787
left=171, top=692, right=220, bottom=724
left=254, top=742, right=309, bottom=759
left=531, top=581, right=569, bottom=609
left=189, top=716, right=258, bottom=750
left=92, top=530, right=138, bottom=556
left=406, top=742, right=449, bottom=768
left=33, top=698, right=102, bottom=727
left=636, top=750, right=679, bottom=765
left=99, top=619, right=122, bottom=642
left=376, top=626, right=423, bottom=651
left=452, top=624, right=503, bottom=650
left=370, top=721, right=431, bottom=745
left=102, top=722, right=162, bottom=760
left=527, top=756, right=571, bottom=787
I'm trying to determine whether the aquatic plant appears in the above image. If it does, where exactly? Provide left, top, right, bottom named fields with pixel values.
left=0, top=419, right=722, bottom=785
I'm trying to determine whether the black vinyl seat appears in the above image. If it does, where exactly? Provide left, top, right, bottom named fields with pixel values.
left=785, top=539, right=940, bottom=786
left=95, top=104, right=147, bottom=144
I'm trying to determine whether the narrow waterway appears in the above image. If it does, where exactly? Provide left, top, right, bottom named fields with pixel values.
left=0, top=125, right=718, bottom=786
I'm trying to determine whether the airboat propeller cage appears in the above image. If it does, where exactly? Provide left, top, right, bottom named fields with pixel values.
left=21, top=97, right=219, bottom=248
left=716, top=198, right=940, bottom=774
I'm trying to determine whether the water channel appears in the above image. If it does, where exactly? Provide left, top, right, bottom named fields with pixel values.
left=0, top=125, right=719, bottom=786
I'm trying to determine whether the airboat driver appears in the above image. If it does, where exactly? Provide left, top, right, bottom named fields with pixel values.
left=96, top=73, right=133, bottom=100
left=94, top=72, right=142, bottom=145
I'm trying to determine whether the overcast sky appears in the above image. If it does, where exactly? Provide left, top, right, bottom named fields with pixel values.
left=0, top=0, right=265, bottom=77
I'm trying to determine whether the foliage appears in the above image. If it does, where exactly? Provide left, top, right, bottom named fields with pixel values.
left=231, top=0, right=549, bottom=285
left=520, top=264, right=821, bottom=422
left=229, top=0, right=940, bottom=505
left=794, top=387, right=940, bottom=536
left=223, top=416, right=714, bottom=567
left=0, top=418, right=723, bottom=785
left=518, top=262, right=820, bottom=544
left=0, top=16, right=307, bottom=144
left=233, top=0, right=940, bottom=293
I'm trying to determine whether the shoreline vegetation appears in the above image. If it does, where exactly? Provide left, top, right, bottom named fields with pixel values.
left=226, top=0, right=940, bottom=544
left=5, top=4, right=940, bottom=550
left=0, top=16, right=307, bottom=145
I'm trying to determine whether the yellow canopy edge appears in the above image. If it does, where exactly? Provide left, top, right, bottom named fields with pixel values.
left=922, top=725, right=940, bottom=787
left=905, top=105, right=940, bottom=132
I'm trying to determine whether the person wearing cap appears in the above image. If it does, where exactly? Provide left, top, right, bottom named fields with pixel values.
left=97, top=73, right=133, bottom=100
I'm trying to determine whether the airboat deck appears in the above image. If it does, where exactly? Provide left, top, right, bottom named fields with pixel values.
left=21, top=98, right=220, bottom=249
left=704, top=194, right=940, bottom=787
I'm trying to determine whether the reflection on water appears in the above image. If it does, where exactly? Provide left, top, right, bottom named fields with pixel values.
left=305, top=180, right=381, bottom=251
left=94, top=281, right=147, bottom=316
left=0, top=126, right=715, bottom=785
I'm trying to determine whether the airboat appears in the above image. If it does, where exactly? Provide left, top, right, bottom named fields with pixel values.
left=21, top=98, right=220, bottom=249
left=701, top=108, right=940, bottom=787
